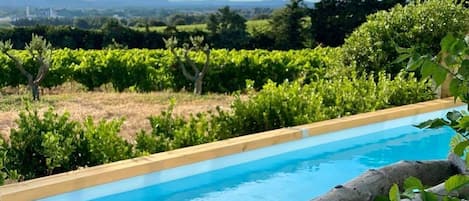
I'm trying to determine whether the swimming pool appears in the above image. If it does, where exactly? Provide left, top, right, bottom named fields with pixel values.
left=37, top=103, right=466, bottom=201
left=93, top=126, right=454, bottom=201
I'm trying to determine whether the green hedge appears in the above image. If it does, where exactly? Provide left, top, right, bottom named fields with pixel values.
left=342, top=0, right=469, bottom=75
left=3, top=108, right=135, bottom=181
left=136, top=71, right=434, bottom=153
left=0, top=47, right=342, bottom=93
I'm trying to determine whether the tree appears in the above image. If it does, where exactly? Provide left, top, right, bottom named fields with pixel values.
left=207, top=6, right=248, bottom=49
left=269, top=0, right=309, bottom=50
left=73, top=18, right=91, bottom=29
left=311, top=0, right=405, bottom=47
left=164, top=36, right=210, bottom=95
left=0, top=34, right=52, bottom=101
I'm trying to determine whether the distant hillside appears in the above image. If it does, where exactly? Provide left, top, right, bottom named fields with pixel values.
left=0, top=0, right=301, bottom=9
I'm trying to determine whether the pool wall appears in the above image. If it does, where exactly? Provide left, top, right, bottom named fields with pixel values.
left=0, top=98, right=465, bottom=201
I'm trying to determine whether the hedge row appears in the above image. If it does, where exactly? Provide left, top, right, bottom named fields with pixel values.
left=0, top=71, right=434, bottom=184
left=0, top=48, right=342, bottom=93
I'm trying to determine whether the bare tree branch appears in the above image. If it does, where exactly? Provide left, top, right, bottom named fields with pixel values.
left=171, top=49, right=196, bottom=81
left=3, top=51, right=33, bottom=82
left=34, top=56, right=49, bottom=84
left=201, top=48, right=211, bottom=76
left=178, top=60, right=196, bottom=81
left=184, top=49, right=200, bottom=75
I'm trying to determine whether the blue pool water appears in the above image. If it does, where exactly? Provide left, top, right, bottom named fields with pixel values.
left=94, top=125, right=454, bottom=201
left=41, top=106, right=467, bottom=201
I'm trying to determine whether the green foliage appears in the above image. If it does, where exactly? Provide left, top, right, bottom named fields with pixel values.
left=138, top=71, right=433, bottom=154
left=0, top=48, right=340, bottom=93
left=0, top=138, right=7, bottom=185
left=229, top=80, right=325, bottom=135
left=445, top=175, right=469, bottom=194
left=342, top=0, right=469, bottom=75
left=135, top=130, right=169, bottom=155
left=207, top=6, right=249, bottom=49
left=7, top=108, right=81, bottom=179
left=270, top=0, right=309, bottom=49
left=417, top=110, right=469, bottom=156
left=2, top=107, right=135, bottom=180
left=382, top=33, right=469, bottom=201
left=384, top=176, right=469, bottom=201
left=389, top=183, right=400, bottom=201
left=81, top=117, right=134, bottom=166
left=311, top=0, right=405, bottom=47
left=225, top=71, right=433, bottom=136
left=387, top=72, right=434, bottom=106
left=402, top=33, right=469, bottom=99
left=71, top=49, right=174, bottom=92
left=136, top=102, right=218, bottom=154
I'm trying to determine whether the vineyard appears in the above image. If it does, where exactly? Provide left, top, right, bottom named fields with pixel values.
left=0, top=47, right=341, bottom=93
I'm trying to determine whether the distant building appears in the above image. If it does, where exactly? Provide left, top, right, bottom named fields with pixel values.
left=26, top=6, right=31, bottom=19
left=50, top=8, right=58, bottom=18
left=25, top=6, right=60, bottom=19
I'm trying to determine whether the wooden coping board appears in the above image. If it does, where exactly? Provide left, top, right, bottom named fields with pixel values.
left=0, top=98, right=465, bottom=201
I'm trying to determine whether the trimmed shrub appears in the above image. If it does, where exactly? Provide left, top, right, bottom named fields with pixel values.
left=225, top=71, right=434, bottom=136
left=342, top=0, right=469, bottom=75
left=135, top=102, right=218, bottom=154
left=6, top=108, right=82, bottom=179
left=80, top=117, right=134, bottom=166
left=3, top=107, right=135, bottom=180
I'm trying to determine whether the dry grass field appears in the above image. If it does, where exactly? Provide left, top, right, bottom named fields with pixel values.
left=0, top=89, right=235, bottom=141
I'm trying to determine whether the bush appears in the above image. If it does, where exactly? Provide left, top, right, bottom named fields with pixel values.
left=135, top=102, right=218, bottom=154
left=139, top=72, right=434, bottom=152
left=342, top=0, right=469, bottom=75
left=80, top=117, right=134, bottom=166
left=225, top=71, right=434, bottom=136
left=228, top=80, right=325, bottom=136
left=3, top=107, right=135, bottom=180
left=7, top=108, right=82, bottom=179
left=0, top=138, right=7, bottom=185
left=387, top=72, right=434, bottom=106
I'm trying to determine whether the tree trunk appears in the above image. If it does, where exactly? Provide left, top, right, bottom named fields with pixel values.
left=31, top=83, right=40, bottom=101
left=194, top=73, right=204, bottom=95
left=312, top=160, right=459, bottom=201
left=438, top=74, right=453, bottom=98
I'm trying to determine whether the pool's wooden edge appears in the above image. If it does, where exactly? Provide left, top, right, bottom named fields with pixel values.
left=0, top=98, right=465, bottom=201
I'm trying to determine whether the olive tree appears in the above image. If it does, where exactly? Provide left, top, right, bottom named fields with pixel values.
left=0, top=34, right=52, bottom=101
left=164, top=36, right=210, bottom=95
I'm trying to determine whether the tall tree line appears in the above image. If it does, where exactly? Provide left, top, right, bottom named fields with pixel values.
left=2, top=0, right=407, bottom=50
